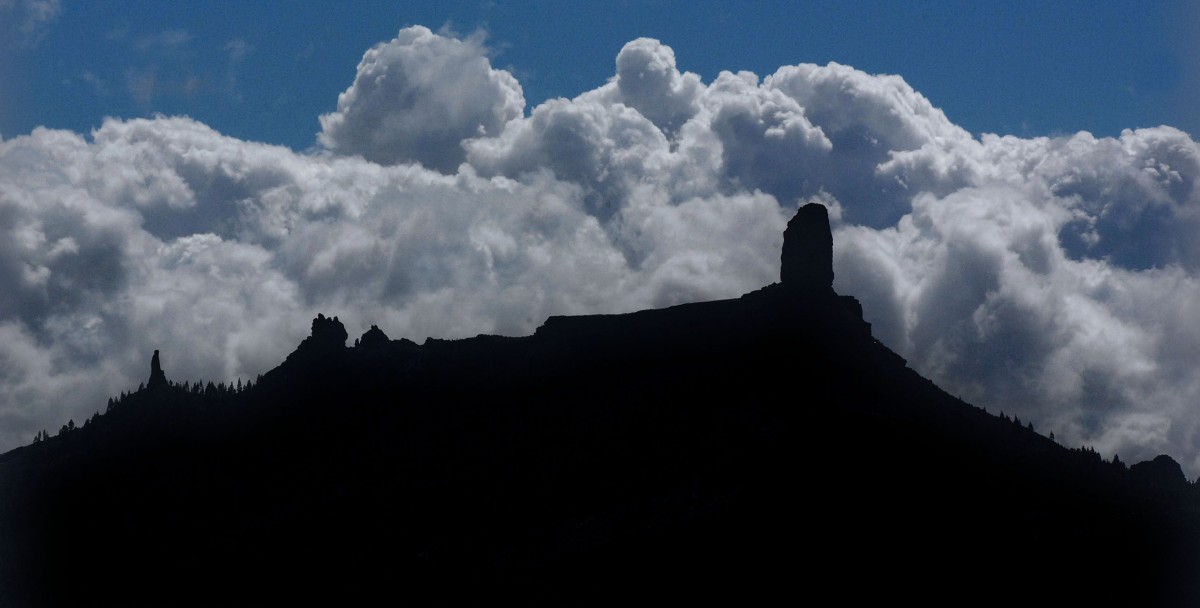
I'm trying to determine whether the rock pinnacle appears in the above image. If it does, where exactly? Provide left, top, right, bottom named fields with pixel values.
left=780, top=203, right=834, bottom=292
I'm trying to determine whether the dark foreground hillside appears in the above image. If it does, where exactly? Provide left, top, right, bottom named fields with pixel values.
left=2, top=204, right=1198, bottom=606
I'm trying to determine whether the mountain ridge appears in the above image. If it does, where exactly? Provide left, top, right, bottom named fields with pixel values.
left=2, top=203, right=1199, bottom=606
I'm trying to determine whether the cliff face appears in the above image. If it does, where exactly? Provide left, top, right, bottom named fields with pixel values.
left=1, top=204, right=1198, bottom=606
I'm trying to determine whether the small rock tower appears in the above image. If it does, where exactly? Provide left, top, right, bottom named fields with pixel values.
left=780, top=203, right=834, bottom=293
left=148, top=349, right=168, bottom=389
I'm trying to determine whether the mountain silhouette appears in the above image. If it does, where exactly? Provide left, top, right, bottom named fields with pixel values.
left=2, top=203, right=1198, bottom=606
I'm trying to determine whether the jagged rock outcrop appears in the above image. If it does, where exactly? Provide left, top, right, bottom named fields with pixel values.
left=148, top=350, right=167, bottom=389
left=358, top=325, right=390, bottom=349
left=1130, top=454, right=1187, bottom=487
left=781, top=202, right=834, bottom=292
left=302, top=313, right=348, bottom=351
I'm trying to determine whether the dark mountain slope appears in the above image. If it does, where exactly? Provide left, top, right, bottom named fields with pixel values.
left=2, top=204, right=1199, bottom=606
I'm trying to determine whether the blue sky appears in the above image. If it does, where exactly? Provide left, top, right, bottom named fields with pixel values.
left=2, top=0, right=1196, bottom=148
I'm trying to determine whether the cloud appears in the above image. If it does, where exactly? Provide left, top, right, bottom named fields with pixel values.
left=124, top=68, right=159, bottom=105
left=0, top=0, right=61, bottom=48
left=225, top=39, right=251, bottom=63
left=835, top=127, right=1200, bottom=470
left=134, top=29, right=193, bottom=52
left=117, top=29, right=205, bottom=106
left=223, top=39, right=252, bottom=101
left=318, top=26, right=525, bottom=173
left=6, top=29, right=1200, bottom=477
left=110, top=28, right=260, bottom=108
left=606, top=38, right=704, bottom=136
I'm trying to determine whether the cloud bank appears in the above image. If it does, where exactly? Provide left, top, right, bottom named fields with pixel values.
left=4, top=27, right=1200, bottom=475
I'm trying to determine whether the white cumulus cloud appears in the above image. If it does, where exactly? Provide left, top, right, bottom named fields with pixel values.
left=318, top=26, right=525, bottom=172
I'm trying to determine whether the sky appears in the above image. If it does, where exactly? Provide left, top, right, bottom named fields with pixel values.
left=3, top=1, right=1197, bottom=147
left=4, top=1, right=1200, bottom=475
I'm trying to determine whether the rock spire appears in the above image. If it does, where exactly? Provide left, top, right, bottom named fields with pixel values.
left=780, top=203, right=834, bottom=292
left=148, top=350, right=167, bottom=389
